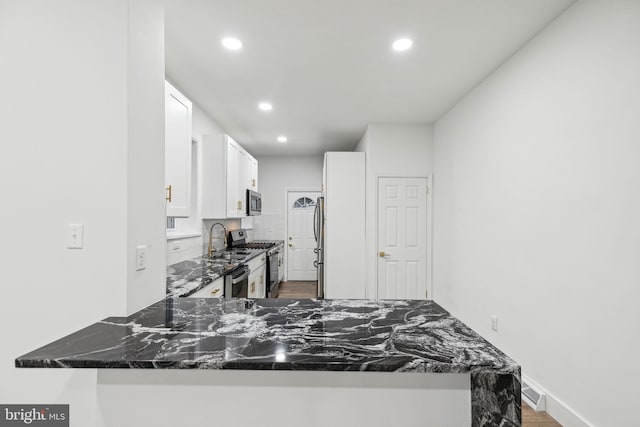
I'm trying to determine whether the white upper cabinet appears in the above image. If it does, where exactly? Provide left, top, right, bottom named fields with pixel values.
left=201, top=134, right=258, bottom=219
left=226, top=139, right=240, bottom=217
left=165, top=81, right=193, bottom=218
left=250, top=157, right=258, bottom=191
left=236, top=147, right=250, bottom=216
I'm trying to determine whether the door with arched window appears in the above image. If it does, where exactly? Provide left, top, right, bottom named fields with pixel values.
left=287, top=190, right=321, bottom=281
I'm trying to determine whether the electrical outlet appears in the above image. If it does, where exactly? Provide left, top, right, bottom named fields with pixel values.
left=67, top=224, right=84, bottom=249
left=491, top=315, right=498, bottom=332
left=136, top=245, right=147, bottom=271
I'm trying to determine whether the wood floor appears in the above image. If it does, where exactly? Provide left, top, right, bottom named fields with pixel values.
left=522, top=402, right=562, bottom=426
left=276, top=281, right=562, bottom=426
left=276, top=280, right=318, bottom=298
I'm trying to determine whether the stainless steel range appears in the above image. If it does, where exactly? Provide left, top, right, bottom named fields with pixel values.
left=228, top=229, right=284, bottom=298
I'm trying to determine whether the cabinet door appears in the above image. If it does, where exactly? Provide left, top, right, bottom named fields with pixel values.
left=257, top=266, right=266, bottom=298
left=237, top=149, right=249, bottom=216
left=250, top=157, right=258, bottom=191
left=165, top=81, right=192, bottom=218
left=226, top=139, right=239, bottom=218
left=248, top=270, right=258, bottom=298
left=278, top=252, right=284, bottom=282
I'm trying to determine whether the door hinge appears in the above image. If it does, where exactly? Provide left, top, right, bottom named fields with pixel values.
left=426, top=186, right=430, bottom=195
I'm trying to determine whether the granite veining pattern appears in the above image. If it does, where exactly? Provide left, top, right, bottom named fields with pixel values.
left=166, top=250, right=267, bottom=297
left=166, top=257, right=234, bottom=297
left=16, top=298, right=520, bottom=426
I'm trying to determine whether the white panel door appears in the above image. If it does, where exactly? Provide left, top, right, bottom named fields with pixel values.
left=287, top=191, right=321, bottom=281
left=377, top=177, right=428, bottom=299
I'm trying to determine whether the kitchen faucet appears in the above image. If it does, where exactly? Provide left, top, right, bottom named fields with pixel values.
left=208, top=222, right=227, bottom=258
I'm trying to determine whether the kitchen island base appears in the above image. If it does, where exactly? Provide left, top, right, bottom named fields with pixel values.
left=97, top=369, right=471, bottom=426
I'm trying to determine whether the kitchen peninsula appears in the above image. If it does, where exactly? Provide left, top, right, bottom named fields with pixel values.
left=16, top=297, right=520, bottom=426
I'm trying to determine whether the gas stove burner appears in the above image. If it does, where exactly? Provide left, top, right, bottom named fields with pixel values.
left=240, top=242, right=276, bottom=249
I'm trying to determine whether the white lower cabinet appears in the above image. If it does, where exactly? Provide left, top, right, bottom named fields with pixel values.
left=186, top=276, right=224, bottom=298
left=277, top=251, right=284, bottom=282
left=248, top=266, right=266, bottom=298
left=247, top=253, right=267, bottom=298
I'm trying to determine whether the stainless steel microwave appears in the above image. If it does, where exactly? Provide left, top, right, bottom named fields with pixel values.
left=247, top=189, right=262, bottom=216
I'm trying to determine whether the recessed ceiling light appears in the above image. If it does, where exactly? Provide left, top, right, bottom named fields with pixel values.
left=392, top=38, right=413, bottom=52
left=221, top=37, right=242, bottom=51
left=258, top=102, right=273, bottom=111
left=277, top=136, right=287, bottom=143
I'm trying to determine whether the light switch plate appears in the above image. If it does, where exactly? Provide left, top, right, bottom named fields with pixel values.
left=67, top=224, right=84, bottom=249
left=136, top=245, right=147, bottom=271
left=490, top=315, right=498, bottom=332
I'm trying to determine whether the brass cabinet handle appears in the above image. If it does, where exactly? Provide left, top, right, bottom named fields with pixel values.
left=250, top=281, right=255, bottom=293
left=237, top=200, right=243, bottom=211
left=211, top=288, right=220, bottom=295
left=252, top=179, right=256, bottom=187
left=379, top=251, right=390, bottom=257
left=166, top=185, right=172, bottom=202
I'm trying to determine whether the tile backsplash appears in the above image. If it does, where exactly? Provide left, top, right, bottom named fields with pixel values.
left=167, top=236, right=203, bottom=266
left=167, top=218, right=242, bottom=265
left=252, top=213, right=286, bottom=241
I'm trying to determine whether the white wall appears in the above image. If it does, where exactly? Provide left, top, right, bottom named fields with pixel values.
left=355, top=124, right=433, bottom=298
left=126, top=0, right=167, bottom=314
left=0, top=0, right=165, bottom=425
left=432, top=1, right=640, bottom=426
left=252, top=156, right=323, bottom=241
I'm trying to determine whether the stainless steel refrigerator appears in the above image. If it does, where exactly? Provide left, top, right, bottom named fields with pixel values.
left=313, top=196, right=325, bottom=298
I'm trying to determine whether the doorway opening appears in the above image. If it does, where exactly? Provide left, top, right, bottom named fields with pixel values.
left=284, top=190, right=321, bottom=295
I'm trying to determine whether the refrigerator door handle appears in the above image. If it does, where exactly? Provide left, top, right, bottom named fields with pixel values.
left=313, top=202, right=318, bottom=242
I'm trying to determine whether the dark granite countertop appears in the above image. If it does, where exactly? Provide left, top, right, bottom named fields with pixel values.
left=166, top=248, right=266, bottom=298
left=16, top=298, right=515, bottom=373
left=165, top=257, right=235, bottom=297
left=15, top=298, right=521, bottom=426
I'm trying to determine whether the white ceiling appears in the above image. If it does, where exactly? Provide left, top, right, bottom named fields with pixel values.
left=164, top=0, right=575, bottom=156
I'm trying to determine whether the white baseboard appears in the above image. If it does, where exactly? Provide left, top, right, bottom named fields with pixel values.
left=522, top=374, right=594, bottom=427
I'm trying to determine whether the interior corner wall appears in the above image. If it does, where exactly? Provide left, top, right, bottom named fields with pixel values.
left=126, top=0, right=167, bottom=314
left=432, top=1, right=640, bottom=425
left=355, top=124, right=433, bottom=299
left=0, top=1, right=166, bottom=425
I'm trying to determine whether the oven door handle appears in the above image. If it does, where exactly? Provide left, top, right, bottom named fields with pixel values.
left=232, top=268, right=250, bottom=284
